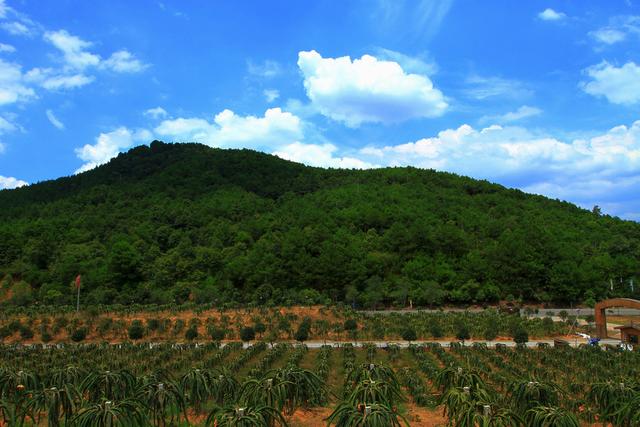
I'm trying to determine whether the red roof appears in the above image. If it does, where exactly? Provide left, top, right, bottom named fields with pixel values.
left=614, top=324, right=640, bottom=331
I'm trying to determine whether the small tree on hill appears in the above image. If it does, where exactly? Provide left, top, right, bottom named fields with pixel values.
left=254, top=322, right=266, bottom=338
left=513, top=328, right=529, bottom=345
left=209, top=327, right=225, bottom=342
left=483, top=324, right=499, bottom=341
left=294, top=324, right=309, bottom=342
left=430, top=323, right=444, bottom=339
left=456, top=324, right=470, bottom=342
left=240, top=326, right=255, bottom=342
left=185, top=325, right=198, bottom=341
left=402, top=327, right=417, bottom=342
left=128, top=320, right=145, bottom=340
left=71, top=328, right=87, bottom=342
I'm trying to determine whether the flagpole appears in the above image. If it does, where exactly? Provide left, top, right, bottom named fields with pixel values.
left=75, top=275, right=81, bottom=313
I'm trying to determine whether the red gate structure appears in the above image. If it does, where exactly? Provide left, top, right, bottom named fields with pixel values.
left=595, top=298, right=640, bottom=338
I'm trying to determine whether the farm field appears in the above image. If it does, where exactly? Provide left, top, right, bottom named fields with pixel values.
left=1, top=340, right=639, bottom=426
left=0, top=305, right=579, bottom=345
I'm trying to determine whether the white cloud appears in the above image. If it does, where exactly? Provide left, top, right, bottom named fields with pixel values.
left=589, top=16, right=640, bottom=47
left=44, top=30, right=100, bottom=70
left=247, top=60, right=281, bottom=78
left=75, top=127, right=150, bottom=173
left=357, top=120, right=640, bottom=215
left=143, top=106, right=168, bottom=119
left=0, top=59, right=36, bottom=105
left=154, top=107, right=303, bottom=149
left=481, top=105, right=542, bottom=124
left=25, top=67, right=94, bottom=90
left=538, top=8, right=566, bottom=21
left=1, top=21, right=31, bottom=36
left=590, top=28, right=626, bottom=45
left=101, top=50, right=147, bottom=73
left=46, top=109, right=64, bottom=130
left=581, top=61, right=640, bottom=105
left=273, top=142, right=375, bottom=169
left=0, top=43, right=15, bottom=53
left=297, top=50, right=447, bottom=127
left=0, top=175, right=27, bottom=189
left=263, top=89, right=279, bottom=103
left=39, top=30, right=146, bottom=90
left=464, top=75, right=532, bottom=100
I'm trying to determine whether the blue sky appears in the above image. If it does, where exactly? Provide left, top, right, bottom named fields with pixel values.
left=1, top=1, right=640, bottom=219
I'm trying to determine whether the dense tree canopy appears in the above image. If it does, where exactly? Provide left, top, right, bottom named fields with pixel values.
left=0, top=141, right=638, bottom=307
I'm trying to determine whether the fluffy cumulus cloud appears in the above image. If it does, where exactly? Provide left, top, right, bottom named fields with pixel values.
left=581, top=61, right=640, bottom=105
left=273, top=142, right=375, bottom=169
left=0, top=175, right=27, bottom=189
left=101, top=50, right=148, bottom=73
left=357, top=120, right=640, bottom=216
left=44, top=30, right=101, bottom=70
left=25, top=67, right=94, bottom=90
left=0, top=59, right=35, bottom=104
left=33, top=30, right=147, bottom=91
left=75, top=127, right=151, bottom=173
left=154, top=107, right=303, bottom=149
left=538, top=8, right=566, bottom=21
left=297, top=50, right=447, bottom=127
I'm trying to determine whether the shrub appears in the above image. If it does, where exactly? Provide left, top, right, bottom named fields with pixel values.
left=209, top=327, right=225, bottom=341
left=483, top=324, right=499, bottom=341
left=146, top=318, right=160, bottom=331
left=254, top=321, right=266, bottom=336
left=8, top=320, right=22, bottom=332
left=0, top=326, right=11, bottom=340
left=513, top=328, right=529, bottom=345
left=41, top=331, right=52, bottom=343
left=343, top=319, right=358, bottom=331
left=401, top=328, right=417, bottom=342
left=455, top=324, right=470, bottom=341
left=128, top=320, right=145, bottom=340
left=71, top=328, right=87, bottom=342
left=185, top=326, right=198, bottom=341
left=542, top=317, right=554, bottom=332
left=19, top=326, right=33, bottom=340
left=430, top=323, right=444, bottom=338
left=172, top=319, right=185, bottom=335
left=294, top=325, right=309, bottom=342
left=97, top=318, right=113, bottom=336
left=240, top=326, right=256, bottom=342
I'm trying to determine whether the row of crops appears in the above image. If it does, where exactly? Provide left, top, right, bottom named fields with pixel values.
left=0, top=307, right=573, bottom=344
left=0, top=341, right=639, bottom=426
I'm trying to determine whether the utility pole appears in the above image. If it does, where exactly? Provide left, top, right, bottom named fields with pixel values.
left=75, top=275, right=81, bottom=312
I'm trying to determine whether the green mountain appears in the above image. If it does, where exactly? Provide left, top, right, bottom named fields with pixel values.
left=1, top=141, right=638, bottom=307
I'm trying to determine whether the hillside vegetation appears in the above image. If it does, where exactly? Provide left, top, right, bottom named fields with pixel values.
left=0, top=141, right=638, bottom=307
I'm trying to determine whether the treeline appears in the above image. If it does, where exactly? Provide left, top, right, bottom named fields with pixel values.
left=0, top=141, right=638, bottom=307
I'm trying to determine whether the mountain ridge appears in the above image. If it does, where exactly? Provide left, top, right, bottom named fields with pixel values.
left=1, top=140, right=638, bottom=307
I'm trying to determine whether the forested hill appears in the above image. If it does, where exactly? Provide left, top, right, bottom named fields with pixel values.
left=1, top=140, right=638, bottom=307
